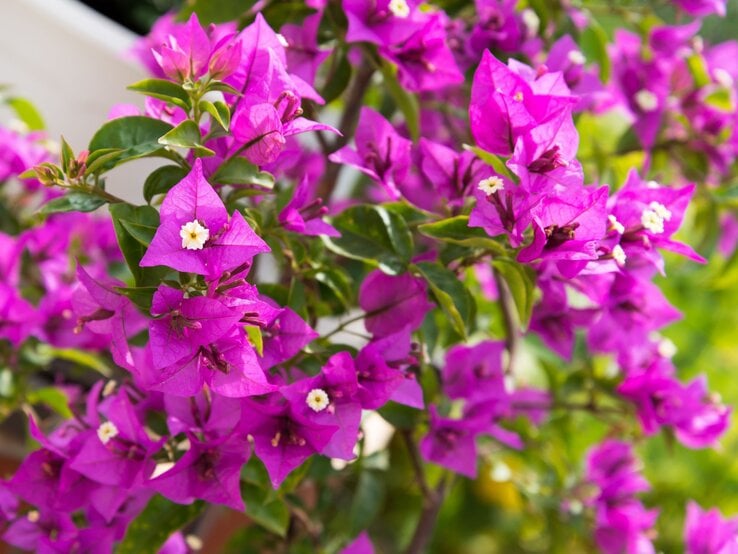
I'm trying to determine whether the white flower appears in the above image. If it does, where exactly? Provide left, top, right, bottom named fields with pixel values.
left=521, top=8, right=540, bottom=36
left=648, top=201, right=672, bottom=222
left=612, top=244, right=627, bottom=266
left=640, top=201, right=671, bottom=234
left=97, top=421, right=119, bottom=445
left=634, top=89, right=658, bottom=112
left=306, top=388, right=330, bottom=412
left=180, top=220, right=210, bottom=250
left=567, top=50, right=586, bottom=66
left=478, top=176, right=504, bottom=195
left=388, top=0, right=410, bottom=18
left=608, top=214, right=625, bottom=234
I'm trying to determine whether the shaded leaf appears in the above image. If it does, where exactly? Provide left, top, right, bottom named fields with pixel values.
left=144, top=165, right=188, bottom=204
left=128, top=79, right=191, bottom=111
left=492, top=258, right=536, bottom=329
left=414, top=262, right=474, bottom=338
left=116, top=495, right=205, bottom=554
left=323, top=205, right=413, bottom=275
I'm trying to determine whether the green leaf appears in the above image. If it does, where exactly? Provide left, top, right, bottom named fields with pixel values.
left=579, top=22, right=611, bottom=83
left=40, top=192, right=106, bottom=214
left=109, top=204, right=168, bottom=287
left=158, top=120, right=214, bottom=156
left=377, top=403, right=422, bottom=430
left=143, top=165, right=188, bottom=204
left=349, top=471, right=386, bottom=535
left=200, top=99, right=231, bottom=130
left=414, top=262, right=474, bottom=338
left=322, top=48, right=353, bottom=104
left=213, top=157, right=275, bottom=188
left=246, top=325, right=264, bottom=357
left=463, top=145, right=517, bottom=181
left=181, top=0, right=254, bottom=23
left=206, top=80, right=242, bottom=96
left=6, top=96, right=45, bottom=130
left=37, top=345, right=112, bottom=377
left=323, top=205, right=414, bottom=275
left=119, top=218, right=159, bottom=247
left=88, top=116, right=173, bottom=172
left=60, top=137, right=75, bottom=171
left=686, top=53, right=710, bottom=89
left=27, top=387, right=72, bottom=418
left=116, top=495, right=205, bottom=554
left=312, top=268, right=353, bottom=309
left=418, top=216, right=507, bottom=254
left=259, top=1, right=316, bottom=27
left=704, top=88, right=734, bottom=112
left=128, top=79, right=191, bottom=111
left=378, top=60, right=419, bottom=141
left=116, top=286, right=158, bottom=311
left=242, top=483, right=290, bottom=537
left=492, top=258, right=536, bottom=329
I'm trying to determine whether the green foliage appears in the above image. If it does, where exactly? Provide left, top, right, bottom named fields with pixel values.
left=109, top=203, right=168, bottom=287
left=116, top=496, right=205, bottom=554
left=87, top=116, right=174, bottom=172
left=323, top=205, right=414, bottom=275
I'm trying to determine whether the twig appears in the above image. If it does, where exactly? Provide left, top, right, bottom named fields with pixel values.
left=493, top=267, right=519, bottom=376
left=401, top=430, right=432, bottom=500
left=404, top=475, right=449, bottom=554
left=317, top=62, right=375, bottom=199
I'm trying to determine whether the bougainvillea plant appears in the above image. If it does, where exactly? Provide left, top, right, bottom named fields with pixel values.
left=2, top=0, right=738, bottom=552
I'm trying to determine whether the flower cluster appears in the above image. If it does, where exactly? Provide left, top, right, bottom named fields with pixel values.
left=1, top=0, right=737, bottom=552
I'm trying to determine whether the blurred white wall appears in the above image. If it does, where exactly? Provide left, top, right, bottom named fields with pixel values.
left=0, top=0, right=154, bottom=202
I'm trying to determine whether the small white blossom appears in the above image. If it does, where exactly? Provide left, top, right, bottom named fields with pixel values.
left=567, top=50, right=586, bottom=66
left=608, top=214, right=625, bottom=234
left=478, top=176, right=504, bottom=195
left=180, top=220, right=210, bottom=250
left=657, top=337, right=677, bottom=359
left=27, top=510, right=40, bottom=523
left=388, top=0, right=410, bottom=18
left=97, top=421, right=119, bottom=445
left=640, top=203, right=670, bottom=234
left=641, top=210, right=664, bottom=234
left=521, top=8, right=540, bottom=36
left=648, top=201, right=672, bottom=222
left=306, top=388, right=330, bottom=412
left=714, top=68, right=734, bottom=88
left=646, top=179, right=661, bottom=189
left=185, top=535, right=204, bottom=551
left=612, top=244, right=627, bottom=266
left=634, top=89, right=658, bottom=112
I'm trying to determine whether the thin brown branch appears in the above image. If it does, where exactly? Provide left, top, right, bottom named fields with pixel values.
left=317, top=62, right=375, bottom=200
left=404, top=475, right=449, bottom=554
left=493, top=268, right=519, bottom=376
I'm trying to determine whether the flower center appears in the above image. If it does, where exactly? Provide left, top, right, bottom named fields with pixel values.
left=478, top=176, right=504, bottom=195
left=306, top=388, right=330, bottom=412
left=612, top=244, right=627, bottom=266
left=567, top=50, right=586, bottom=65
left=634, top=89, right=658, bottom=112
left=640, top=202, right=671, bottom=234
left=388, top=0, right=410, bottom=18
left=180, top=220, right=210, bottom=250
left=97, top=421, right=119, bottom=445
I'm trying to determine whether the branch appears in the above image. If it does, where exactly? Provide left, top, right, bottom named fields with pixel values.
left=493, top=267, right=519, bottom=375
left=317, top=62, right=375, bottom=200
left=404, top=474, right=449, bottom=554
left=401, top=430, right=431, bottom=500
